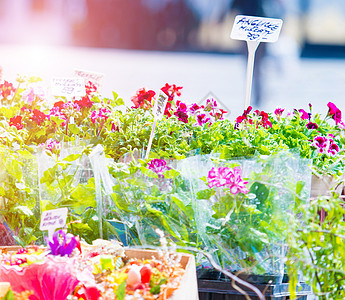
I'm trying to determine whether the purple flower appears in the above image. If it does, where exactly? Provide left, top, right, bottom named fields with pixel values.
left=45, top=230, right=78, bottom=257
left=147, top=159, right=170, bottom=176
left=207, top=166, right=248, bottom=194
left=306, top=122, right=318, bottom=129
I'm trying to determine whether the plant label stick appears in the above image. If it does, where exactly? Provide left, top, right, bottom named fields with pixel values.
left=74, top=69, right=105, bottom=93
left=51, top=77, right=86, bottom=98
left=231, top=15, right=283, bottom=109
left=145, top=93, right=169, bottom=160
left=40, top=207, right=68, bottom=240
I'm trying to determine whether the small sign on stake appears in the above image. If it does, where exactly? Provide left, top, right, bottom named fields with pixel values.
left=231, top=15, right=283, bottom=109
left=40, top=207, right=68, bottom=240
left=51, top=77, right=86, bottom=98
left=74, top=69, right=105, bottom=93
left=145, top=92, right=169, bottom=160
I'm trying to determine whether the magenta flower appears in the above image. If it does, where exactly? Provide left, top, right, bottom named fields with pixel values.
left=228, top=167, right=249, bottom=195
left=207, top=166, right=248, bottom=194
left=188, top=103, right=201, bottom=115
left=174, top=101, right=189, bottom=123
left=274, top=108, right=284, bottom=119
left=90, top=107, right=110, bottom=124
left=207, top=167, right=233, bottom=188
left=327, top=102, right=342, bottom=124
left=45, top=230, right=78, bottom=257
left=298, top=109, right=310, bottom=120
left=306, top=122, right=318, bottom=129
left=147, top=159, right=170, bottom=176
left=312, top=136, right=329, bottom=154
left=328, top=142, right=339, bottom=156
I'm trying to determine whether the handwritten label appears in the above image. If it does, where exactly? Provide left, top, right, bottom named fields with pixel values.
left=231, top=15, right=283, bottom=42
left=51, top=77, right=86, bottom=97
left=40, top=207, right=68, bottom=238
left=74, top=69, right=105, bottom=92
left=153, top=92, right=169, bottom=120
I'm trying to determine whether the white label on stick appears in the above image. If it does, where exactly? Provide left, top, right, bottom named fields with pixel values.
left=40, top=207, right=68, bottom=238
left=231, top=15, right=283, bottom=43
left=51, top=77, right=86, bottom=97
left=153, top=92, right=169, bottom=120
left=74, top=69, right=105, bottom=92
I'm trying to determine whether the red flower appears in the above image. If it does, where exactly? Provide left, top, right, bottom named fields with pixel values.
left=9, top=115, right=23, bottom=130
left=85, top=80, right=98, bottom=95
left=254, top=110, right=272, bottom=128
left=161, top=83, right=182, bottom=101
left=31, top=109, right=47, bottom=125
left=164, top=101, right=173, bottom=118
left=131, top=88, right=155, bottom=109
left=0, top=81, right=15, bottom=98
left=74, top=96, right=94, bottom=109
left=327, top=102, right=342, bottom=124
left=236, top=106, right=252, bottom=124
left=53, top=101, right=65, bottom=111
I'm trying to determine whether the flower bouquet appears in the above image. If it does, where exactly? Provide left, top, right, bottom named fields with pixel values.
left=0, top=230, right=197, bottom=300
left=176, top=152, right=311, bottom=283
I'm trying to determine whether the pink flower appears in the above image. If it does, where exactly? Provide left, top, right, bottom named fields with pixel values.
left=328, top=142, right=339, bottom=156
left=274, top=108, right=284, bottom=120
left=90, top=107, right=110, bottom=124
left=298, top=109, right=310, bottom=120
left=327, top=102, right=342, bottom=124
left=207, top=167, right=233, bottom=188
left=312, top=136, right=329, bottom=154
left=21, top=83, right=47, bottom=104
left=207, top=166, right=248, bottom=194
left=174, top=101, right=189, bottom=123
left=0, top=256, right=79, bottom=300
left=228, top=167, right=249, bottom=195
left=147, top=159, right=170, bottom=177
left=188, top=103, right=201, bottom=115
left=44, top=139, right=61, bottom=153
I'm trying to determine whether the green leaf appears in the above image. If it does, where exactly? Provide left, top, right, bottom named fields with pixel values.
left=3, top=289, right=14, bottom=300
left=150, top=278, right=168, bottom=294
left=68, top=123, right=80, bottom=135
left=196, top=189, right=214, bottom=200
left=63, top=153, right=81, bottom=162
left=115, top=280, right=126, bottom=300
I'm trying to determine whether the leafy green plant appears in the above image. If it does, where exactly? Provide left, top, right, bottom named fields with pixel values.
left=287, top=190, right=345, bottom=299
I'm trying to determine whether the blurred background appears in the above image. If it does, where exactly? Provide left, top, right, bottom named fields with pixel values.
left=0, top=0, right=345, bottom=118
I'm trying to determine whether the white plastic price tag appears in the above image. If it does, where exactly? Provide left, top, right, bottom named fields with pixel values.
left=231, top=15, right=283, bottom=109
left=40, top=207, right=68, bottom=239
left=74, top=69, right=105, bottom=92
left=51, top=77, right=86, bottom=97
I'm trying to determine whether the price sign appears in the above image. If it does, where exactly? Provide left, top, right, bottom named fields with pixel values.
left=40, top=207, right=68, bottom=239
left=231, top=15, right=283, bottom=42
left=231, top=15, right=283, bottom=109
left=145, top=92, right=169, bottom=159
left=153, top=92, right=169, bottom=120
left=51, top=77, right=86, bottom=97
left=74, top=69, right=105, bottom=92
